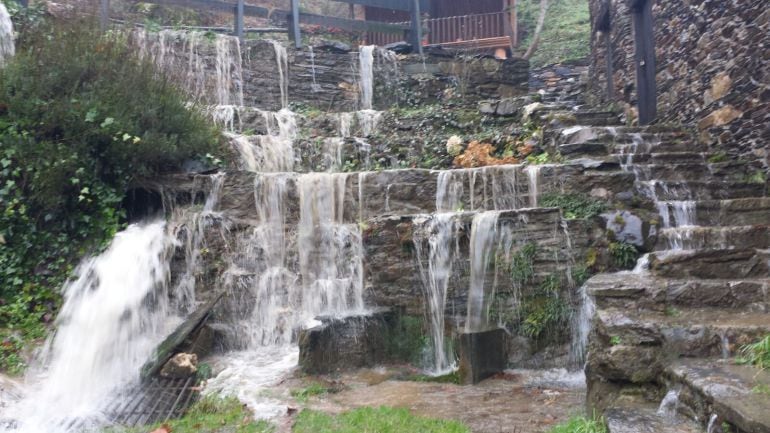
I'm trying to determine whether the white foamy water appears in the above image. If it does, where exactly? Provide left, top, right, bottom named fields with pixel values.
left=465, top=211, right=500, bottom=332
left=4, top=222, right=177, bottom=433
left=413, top=214, right=459, bottom=374
left=436, top=166, right=524, bottom=213
left=358, top=45, right=375, bottom=110
left=568, top=283, right=595, bottom=368
left=228, top=109, right=297, bottom=172
left=0, top=4, right=14, bottom=67
left=656, top=389, right=680, bottom=420
left=270, top=41, right=289, bottom=109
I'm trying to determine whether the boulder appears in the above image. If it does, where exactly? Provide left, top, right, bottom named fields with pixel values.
left=160, top=353, right=198, bottom=379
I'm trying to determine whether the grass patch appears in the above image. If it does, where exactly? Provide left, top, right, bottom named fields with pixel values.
left=292, top=407, right=470, bottom=433
left=737, top=334, right=770, bottom=370
left=402, top=370, right=461, bottom=385
left=111, top=396, right=273, bottom=433
left=291, top=383, right=329, bottom=403
left=547, top=413, right=608, bottom=433
left=517, top=0, right=591, bottom=67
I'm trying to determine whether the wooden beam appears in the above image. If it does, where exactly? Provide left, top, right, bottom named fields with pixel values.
left=234, top=0, right=244, bottom=39
left=100, top=0, right=110, bottom=31
left=410, top=0, right=423, bottom=54
left=632, top=0, right=656, bottom=124
left=147, top=0, right=235, bottom=13
left=297, top=12, right=408, bottom=34
left=330, top=0, right=413, bottom=12
left=291, top=0, right=301, bottom=48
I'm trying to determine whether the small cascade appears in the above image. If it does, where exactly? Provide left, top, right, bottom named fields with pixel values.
left=436, top=166, right=524, bottom=212
left=719, top=331, right=731, bottom=359
left=356, top=109, right=382, bottom=137
left=436, top=171, right=465, bottom=212
left=568, top=283, right=595, bottom=368
left=358, top=45, right=375, bottom=110
left=133, top=29, right=244, bottom=106
left=170, top=173, right=226, bottom=312
left=322, top=137, right=345, bottom=172
left=308, top=46, right=321, bottom=92
left=228, top=109, right=297, bottom=172
left=298, top=173, right=365, bottom=316
left=656, top=389, right=681, bottom=420
left=354, top=137, right=372, bottom=170
left=0, top=4, right=14, bottom=66
left=706, top=414, right=719, bottom=433
left=413, top=214, right=459, bottom=374
left=338, top=112, right=353, bottom=138
left=465, top=211, right=501, bottom=332
left=524, top=165, right=541, bottom=207
left=270, top=41, right=289, bottom=109
left=8, top=222, right=176, bottom=432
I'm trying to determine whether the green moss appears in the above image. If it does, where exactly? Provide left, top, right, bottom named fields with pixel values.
left=384, top=314, right=428, bottom=365
left=403, top=370, right=461, bottom=384
left=707, top=151, right=729, bottom=163
left=511, top=243, right=537, bottom=285
left=608, top=241, right=639, bottom=269
left=292, top=407, right=470, bottom=433
left=737, top=334, right=770, bottom=370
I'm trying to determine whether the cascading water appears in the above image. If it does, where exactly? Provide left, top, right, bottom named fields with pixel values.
left=436, top=166, right=525, bottom=212
left=228, top=109, right=297, bottom=172
left=568, top=283, right=595, bottom=368
left=656, top=389, right=681, bottom=420
left=465, top=212, right=501, bottom=332
left=524, top=165, right=541, bottom=207
left=308, top=46, right=321, bottom=92
left=358, top=45, right=375, bottom=110
left=0, top=4, right=14, bottom=67
left=413, top=214, right=459, bottom=374
left=5, top=222, right=176, bottom=433
left=270, top=40, right=289, bottom=110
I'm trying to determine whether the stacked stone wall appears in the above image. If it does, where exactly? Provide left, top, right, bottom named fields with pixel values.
left=587, top=0, right=769, bottom=168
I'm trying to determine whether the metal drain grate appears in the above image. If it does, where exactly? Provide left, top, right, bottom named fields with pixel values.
left=104, top=377, right=199, bottom=427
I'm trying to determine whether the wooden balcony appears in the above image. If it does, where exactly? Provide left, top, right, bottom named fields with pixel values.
left=368, top=11, right=513, bottom=51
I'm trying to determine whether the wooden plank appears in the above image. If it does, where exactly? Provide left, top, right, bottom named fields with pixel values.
left=291, top=0, right=301, bottom=48
left=632, top=0, right=656, bottom=125
left=147, top=0, right=235, bottom=13
left=331, top=0, right=414, bottom=12
left=234, top=0, right=244, bottom=39
left=139, top=292, right=225, bottom=382
left=297, top=12, right=408, bottom=33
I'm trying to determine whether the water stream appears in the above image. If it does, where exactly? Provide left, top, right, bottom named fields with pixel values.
left=465, top=212, right=501, bottom=332
left=0, top=4, right=14, bottom=67
left=358, top=45, right=375, bottom=110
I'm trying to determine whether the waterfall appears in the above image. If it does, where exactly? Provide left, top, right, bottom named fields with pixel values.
left=465, top=211, right=501, bottom=332
left=0, top=4, right=14, bottom=67
left=322, top=137, right=345, bottom=172
left=568, top=283, right=595, bottom=368
left=436, top=166, right=524, bottom=213
left=270, top=41, right=289, bottom=109
left=356, top=109, right=382, bottom=136
left=656, top=389, right=680, bottom=420
left=436, top=171, right=464, bottom=212
left=227, top=109, right=297, bottom=172
left=215, top=36, right=244, bottom=106
left=413, top=214, right=459, bottom=374
left=7, top=222, right=176, bottom=433
left=338, top=112, right=353, bottom=138
left=308, top=46, right=321, bottom=92
left=358, top=45, right=375, bottom=110
left=298, top=173, right=365, bottom=316
left=525, top=165, right=541, bottom=207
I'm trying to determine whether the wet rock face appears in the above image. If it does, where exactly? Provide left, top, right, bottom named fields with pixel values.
left=587, top=0, right=770, bottom=169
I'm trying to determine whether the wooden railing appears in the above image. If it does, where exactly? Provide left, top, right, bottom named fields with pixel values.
left=367, top=12, right=512, bottom=49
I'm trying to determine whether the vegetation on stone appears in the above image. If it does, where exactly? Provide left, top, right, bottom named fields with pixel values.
left=546, top=413, right=608, bottom=433
left=292, top=407, right=470, bottom=433
left=0, top=13, right=221, bottom=372
left=517, top=0, right=591, bottom=67
left=539, top=193, right=607, bottom=220
left=738, top=335, right=770, bottom=370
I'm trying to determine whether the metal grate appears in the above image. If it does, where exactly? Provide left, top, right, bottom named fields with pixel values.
left=103, top=377, right=199, bottom=427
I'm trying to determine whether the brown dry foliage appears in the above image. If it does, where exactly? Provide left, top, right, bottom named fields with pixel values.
left=453, top=141, right=519, bottom=168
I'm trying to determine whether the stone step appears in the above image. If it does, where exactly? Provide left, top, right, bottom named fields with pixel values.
left=641, top=180, right=766, bottom=201
left=691, top=197, right=770, bottom=226
left=649, top=248, right=770, bottom=279
left=590, top=306, right=770, bottom=374
left=665, top=359, right=770, bottom=433
left=612, top=151, right=709, bottom=165
left=628, top=163, right=748, bottom=183
left=657, top=225, right=770, bottom=250
left=587, top=272, right=770, bottom=310
left=605, top=405, right=702, bottom=433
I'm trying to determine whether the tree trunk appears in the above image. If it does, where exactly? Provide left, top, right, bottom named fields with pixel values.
left=523, top=0, right=549, bottom=60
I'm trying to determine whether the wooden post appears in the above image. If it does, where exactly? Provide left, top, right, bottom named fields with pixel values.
left=234, top=0, right=244, bottom=40
left=291, top=0, right=302, bottom=48
left=509, top=0, right=518, bottom=47
left=632, top=0, right=656, bottom=125
left=410, top=0, right=423, bottom=54
left=99, top=0, right=110, bottom=31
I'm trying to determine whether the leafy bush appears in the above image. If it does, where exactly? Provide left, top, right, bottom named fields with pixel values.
left=737, top=335, right=770, bottom=370
left=519, top=274, right=570, bottom=341
left=293, top=407, right=470, bottom=433
left=0, top=16, right=221, bottom=372
left=608, top=241, right=638, bottom=269
left=510, top=242, right=537, bottom=284
left=540, top=193, right=607, bottom=220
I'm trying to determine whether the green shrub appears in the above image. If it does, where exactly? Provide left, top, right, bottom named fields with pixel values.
left=519, top=274, right=570, bottom=341
left=511, top=242, right=537, bottom=284
left=540, top=193, right=607, bottom=220
left=0, top=17, right=221, bottom=372
left=608, top=242, right=638, bottom=269
left=292, top=407, right=470, bottom=433
left=737, top=335, right=770, bottom=370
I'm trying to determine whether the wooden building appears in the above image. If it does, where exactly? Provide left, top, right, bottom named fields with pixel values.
left=363, top=0, right=518, bottom=51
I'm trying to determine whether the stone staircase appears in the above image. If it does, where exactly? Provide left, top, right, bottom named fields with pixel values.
left=556, top=101, right=770, bottom=431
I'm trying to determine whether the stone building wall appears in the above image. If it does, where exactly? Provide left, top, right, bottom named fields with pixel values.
left=587, top=0, right=769, bottom=169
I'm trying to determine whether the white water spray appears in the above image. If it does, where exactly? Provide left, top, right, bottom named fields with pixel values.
left=358, top=45, right=375, bottom=110
left=413, top=214, right=458, bottom=374
left=271, top=41, right=289, bottom=109
left=465, top=211, right=501, bottom=332
left=6, top=222, right=175, bottom=433
left=0, top=4, right=14, bottom=67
